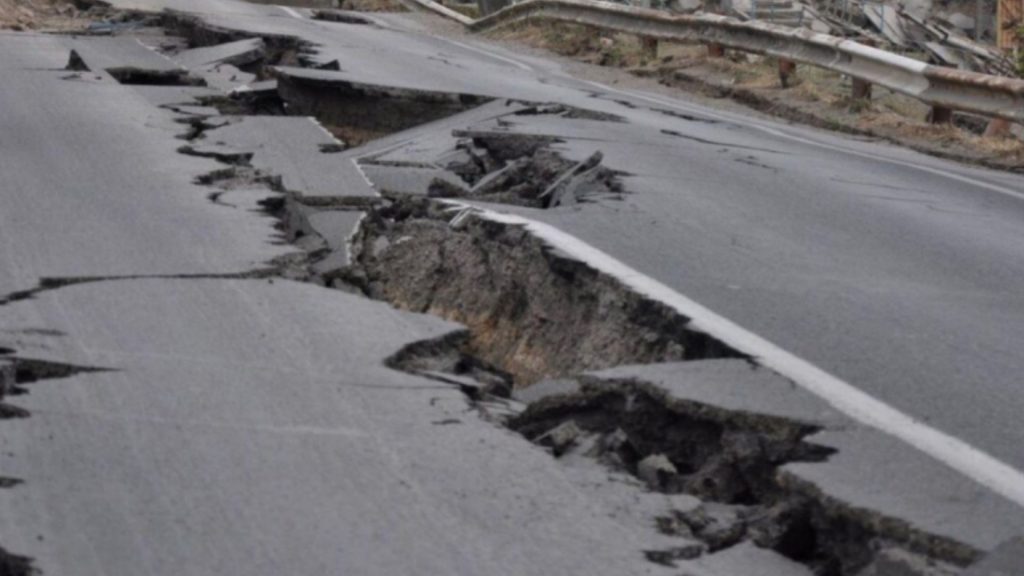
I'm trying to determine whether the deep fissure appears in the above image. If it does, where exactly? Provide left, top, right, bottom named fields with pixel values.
left=135, top=16, right=988, bottom=576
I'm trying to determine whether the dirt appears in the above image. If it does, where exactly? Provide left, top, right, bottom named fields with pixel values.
left=0, top=0, right=102, bottom=31
left=485, top=21, right=1024, bottom=173
left=344, top=197, right=744, bottom=386
left=431, top=127, right=626, bottom=208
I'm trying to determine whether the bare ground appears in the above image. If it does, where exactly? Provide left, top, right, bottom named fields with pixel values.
left=0, top=0, right=98, bottom=30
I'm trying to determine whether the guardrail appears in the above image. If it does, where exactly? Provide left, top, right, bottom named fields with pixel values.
left=408, top=0, right=1024, bottom=122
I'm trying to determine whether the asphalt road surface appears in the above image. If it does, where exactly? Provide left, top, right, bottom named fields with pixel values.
left=3, top=0, right=1024, bottom=573
left=101, top=0, right=1024, bottom=471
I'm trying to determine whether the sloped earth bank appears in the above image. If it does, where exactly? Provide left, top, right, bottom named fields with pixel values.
left=0, top=0, right=107, bottom=30
left=0, top=8, right=998, bottom=576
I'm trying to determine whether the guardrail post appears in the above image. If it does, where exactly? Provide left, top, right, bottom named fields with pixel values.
left=778, top=58, right=796, bottom=88
left=929, top=106, right=953, bottom=125
left=850, top=39, right=873, bottom=102
left=641, top=36, right=659, bottom=61
left=983, top=117, right=1011, bottom=138
left=707, top=42, right=725, bottom=58
left=851, top=76, right=872, bottom=101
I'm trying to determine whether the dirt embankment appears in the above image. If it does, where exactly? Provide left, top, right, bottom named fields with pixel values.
left=0, top=0, right=96, bottom=31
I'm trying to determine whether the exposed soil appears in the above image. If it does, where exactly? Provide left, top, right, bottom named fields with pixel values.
left=0, top=0, right=103, bottom=31
left=346, top=198, right=743, bottom=386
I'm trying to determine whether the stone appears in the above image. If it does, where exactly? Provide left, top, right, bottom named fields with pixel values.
left=535, top=420, right=582, bottom=457
left=637, top=453, right=679, bottom=490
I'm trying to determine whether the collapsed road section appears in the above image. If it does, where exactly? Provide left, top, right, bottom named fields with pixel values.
left=146, top=19, right=1019, bottom=574
left=1, top=2, right=1023, bottom=575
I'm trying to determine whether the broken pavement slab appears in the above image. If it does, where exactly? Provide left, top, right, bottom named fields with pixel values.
left=62, top=36, right=190, bottom=82
left=587, top=361, right=1024, bottom=556
left=963, top=537, right=1024, bottom=576
left=128, top=84, right=222, bottom=107
left=0, top=279, right=681, bottom=576
left=172, top=37, right=265, bottom=68
left=193, top=115, right=375, bottom=200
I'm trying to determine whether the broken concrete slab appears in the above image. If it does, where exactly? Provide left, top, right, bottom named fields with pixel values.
left=590, top=360, right=843, bottom=427
left=305, top=211, right=364, bottom=252
left=964, top=537, right=1024, bottom=576
left=359, top=164, right=466, bottom=196
left=61, top=36, right=187, bottom=81
left=535, top=420, right=583, bottom=456
left=173, top=38, right=265, bottom=69
left=198, top=116, right=374, bottom=200
left=0, top=279, right=685, bottom=576
left=129, top=85, right=222, bottom=107
left=692, top=541, right=814, bottom=576
left=194, top=62, right=256, bottom=92
left=785, top=425, right=1024, bottom=554
left=637, top=454, right=679, bottom=490
left=274, top=66, right=494, bottom=142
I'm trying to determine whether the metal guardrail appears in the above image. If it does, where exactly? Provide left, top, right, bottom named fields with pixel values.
left=407, top=0, right=476, bottom=25
left=409, top=0, right=1024, bottom=122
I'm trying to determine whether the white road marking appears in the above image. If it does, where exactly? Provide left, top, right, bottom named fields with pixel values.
left=345, top=212, right=367, bottom=264
left=278, top=5, right=304, bottom=19
left=444, top=201, right=1024, bottom=508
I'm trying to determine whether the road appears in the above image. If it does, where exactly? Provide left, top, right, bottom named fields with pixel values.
left=98, top=0, right=1024, bottom=472
left=0, top=30, right=683, bottom=576
left=2, top=0, right=1024, bottom=573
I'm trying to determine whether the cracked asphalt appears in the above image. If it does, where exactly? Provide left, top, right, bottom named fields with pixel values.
left=2, top=0, right=1024, bottom=573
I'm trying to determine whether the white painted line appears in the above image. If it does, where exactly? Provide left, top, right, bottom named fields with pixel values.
left=278, top=5, right=304, bottom=19
left=446, top=202, right=1024, bottom=508
left=306, top=117, right=345, bottom=146
left=351, top=158, right=378, bottom=193
left=345, top=212, right=368, bottom=265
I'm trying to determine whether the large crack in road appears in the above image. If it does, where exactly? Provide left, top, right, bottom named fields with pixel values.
left=141, top=18, right=983, bottom=573
left=0, top=3, right=1020, bottom=575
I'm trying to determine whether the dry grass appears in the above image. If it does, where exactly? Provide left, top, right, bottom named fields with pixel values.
left=859, top=111, right=1024, bottom=160
left=0, top=0, right=90, bottom=30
